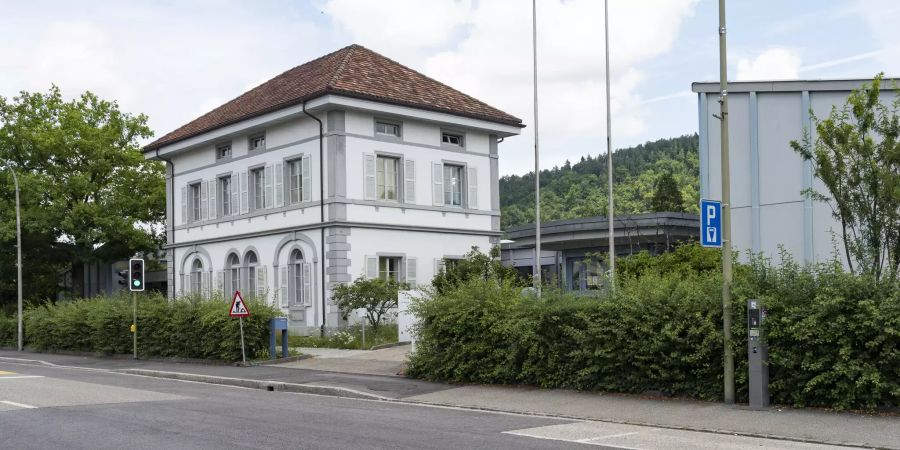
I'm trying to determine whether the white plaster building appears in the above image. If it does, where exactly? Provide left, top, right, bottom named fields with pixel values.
left=692, top=78, right=892, bottom=264
left=144, top=45, right=522, bottom=333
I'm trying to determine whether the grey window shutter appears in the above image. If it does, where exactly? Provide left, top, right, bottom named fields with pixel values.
left=275, top=162, right=284, bottom=207
left=180, top=186, right=187, bottom=224
left=434, top=258, right=445, bottom=277
left=302, top=262, right=312, bottom=306
left=208, top=180, right=217, bottom=219
left=264, top=164, right=274, bottom=209
left=364, top=154, right=376, bottom=200
left=256, top=265, right=267, bottom=301
left=365, top=256, right=378, bottom=279
left=200, top=182, right=208, bottom=221
left=302, top=154, right=312, bottom=202
left=467, top=167, right=478, bottom=209
left=216, top=270, right=224, bottom=297
left=279, top=266, right=288, bottom=307
left=240, top=170, right=249, bottom=214
left=404, top=159, right=416, bottom=204
left=432, top=162, right=444, bottom=206
left=179, top=274, right=185, bottom=297
left=201, top=271, right=210, bottom=298
left=231, top=171, right=239, bottom=216
left=406, top=257, right=417, bottom=288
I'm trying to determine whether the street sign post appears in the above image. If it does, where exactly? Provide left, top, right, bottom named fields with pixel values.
left=700, top=199, right=722, bottom=248
left=128, top=258, right=144, bottom=360
left=229, top=291, right=251, bottom=364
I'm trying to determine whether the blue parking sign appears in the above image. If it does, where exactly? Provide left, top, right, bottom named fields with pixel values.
left=700, top=199, right=722, bottom=248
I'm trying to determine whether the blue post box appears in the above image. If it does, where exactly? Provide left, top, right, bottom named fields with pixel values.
left=270, top=317, right=289, bottom=360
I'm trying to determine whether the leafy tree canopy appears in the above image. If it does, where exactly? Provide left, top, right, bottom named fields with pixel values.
left=0, top=86, right=164, bottom=303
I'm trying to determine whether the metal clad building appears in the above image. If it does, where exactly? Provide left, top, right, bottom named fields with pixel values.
left=692, top=78, right=893, bottom=263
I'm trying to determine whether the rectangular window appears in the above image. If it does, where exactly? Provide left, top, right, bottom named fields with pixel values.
left=443, top=164, right=463, bottom=206
left=441, top=132, right=464, bottom=147
left=375, top=121, right=401, bottom=138
left=248, top=133, right=266, bottom=152
left=219, top=176, right=233, bottom=216
left=251, top=168, right=265, bottom=210
left=376, top=155, right=399, bottom=201
left=288, top=159, right=303, bottom=204
left=378, top=257, right=401, bottom=282
left=216, top=143, right=231, bottom=160
left=189, top=182, right=202, bottom=221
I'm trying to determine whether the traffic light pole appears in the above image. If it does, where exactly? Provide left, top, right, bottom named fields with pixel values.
left=132, top=291, right=137, bottom=359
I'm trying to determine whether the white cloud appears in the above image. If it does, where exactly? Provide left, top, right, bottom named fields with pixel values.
left=735, top=48, right=802, bottom=81
left=326, top=0, right=700, bottom=174
left=852, top=0, right=900, bottom=74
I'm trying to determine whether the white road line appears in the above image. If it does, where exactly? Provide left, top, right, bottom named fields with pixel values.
left=0, top=400, right=37, bottom=409
left=579, top=431, right=644, bottom=442
left=0, top=376, right=44, bottom=379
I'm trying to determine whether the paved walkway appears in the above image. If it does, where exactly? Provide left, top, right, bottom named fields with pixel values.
left=1, top=349, right=897, bottom=449
left=278, top=345, right=409, bottom=376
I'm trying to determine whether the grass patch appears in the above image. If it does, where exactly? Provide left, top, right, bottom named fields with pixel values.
left=289, top=323, right=398, bottom=350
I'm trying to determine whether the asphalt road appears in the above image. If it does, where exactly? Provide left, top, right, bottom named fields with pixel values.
left=0, top=362, right=857, bottom=450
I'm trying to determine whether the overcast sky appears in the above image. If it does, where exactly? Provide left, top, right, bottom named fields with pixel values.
left=1, top=0, right=896, bottom=175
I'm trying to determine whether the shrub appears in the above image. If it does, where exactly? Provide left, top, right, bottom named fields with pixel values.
left=332, top=277, right=402, bottom=333
left=432, top=246, right=524, bottom=294
left=408, top=247, right=900, bottom=410
left=18, top=292, right=277, bottom=361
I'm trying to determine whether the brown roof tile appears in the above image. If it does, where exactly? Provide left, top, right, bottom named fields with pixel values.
left=145, top=45, right=522, bottom=150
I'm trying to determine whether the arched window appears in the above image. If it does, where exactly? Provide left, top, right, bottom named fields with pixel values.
left=245, top=251, right=258, bottom=296
left=226, top=253, right=240, bottom=297
left=290, top=249, right=304, bottom=306
left=190, top=258, right=203, bottom=294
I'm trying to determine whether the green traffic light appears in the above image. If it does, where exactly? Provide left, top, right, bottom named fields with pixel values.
left=133, top=280, right=141, bottom=287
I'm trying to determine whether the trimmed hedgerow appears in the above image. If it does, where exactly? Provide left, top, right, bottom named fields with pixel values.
left=407, top=244, right=899, bottom=411
left=11, top=292, right=276, bottom=361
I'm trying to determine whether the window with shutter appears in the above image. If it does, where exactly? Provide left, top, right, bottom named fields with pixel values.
left=240, top=171, right=249, bottom=214
left=279, top=266, right=288, bottom=307
left=365, top=255, right=378, bottom=279
left=406, top=258, right=417, bottom=288
left=302, top=262, right=312, bottom=306
left=256, top=265, right=267, bottom=301
left=264, top=165, right=274, bottom=209
left=364, top=154, right=376, bottom=200
left=200, top=181, right=208, bottom=221
left=208, top=180, right=217, bottom=219
left=275, top=162, right=284, bottom=207
left=302, top=154, right=311, bottom=203
left=231, top=171, right=239, bottom=215
left=404, top=159, right=416, bottom=204
left=467, top=167, right=477, bottom=209
left=432, top=163, right=443, bottom=206
left=181, top=186, right=187, bottom=224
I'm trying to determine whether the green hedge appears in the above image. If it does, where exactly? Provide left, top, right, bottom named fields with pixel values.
left=1, top=293, right=277, bottom=361
left=407, top=246, right=899, bottom=410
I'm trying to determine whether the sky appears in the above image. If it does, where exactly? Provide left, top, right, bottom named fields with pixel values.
left=1, top=0, right=897, bottom=175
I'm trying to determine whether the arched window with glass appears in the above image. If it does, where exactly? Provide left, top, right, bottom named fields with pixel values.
left=290, top=249, right=304, bottom=306
left=190, top=258, right=203, bottom=295
left=244, top=251, right=258, bottom=297
left=225, top=253, right=241, bottom=298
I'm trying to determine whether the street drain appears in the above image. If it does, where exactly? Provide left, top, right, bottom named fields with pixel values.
left=266, top=386, right=275, bottom=391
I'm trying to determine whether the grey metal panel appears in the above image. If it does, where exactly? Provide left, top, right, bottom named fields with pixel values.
left=801, top=91, right=814, bottom=264
left=692, top=78, right=900, bottom=94
left=698, top=93, right=709, bottom=199
left=749, top=92, right=761, bottom=254
left=727, top=93, right=752, bottom=208
left=756, top=92, right=803, bottom=205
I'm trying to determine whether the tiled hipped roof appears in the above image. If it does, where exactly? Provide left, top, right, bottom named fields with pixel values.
left=145, top=44, right=523, bottom=150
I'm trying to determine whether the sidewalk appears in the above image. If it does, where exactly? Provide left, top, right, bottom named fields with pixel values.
left=0, top=349, right=897, bottom=449
left=275, top=345, right=409, bottom=376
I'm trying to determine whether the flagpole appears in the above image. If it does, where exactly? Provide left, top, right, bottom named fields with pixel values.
left=604, top=0, right=615, bottom=288
left=532, top=0, right=542, bottom=294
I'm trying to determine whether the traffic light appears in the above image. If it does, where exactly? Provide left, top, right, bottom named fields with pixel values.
left=129, top=258, right=145, bottom=292
left=117, top=269, right=128, bottom=287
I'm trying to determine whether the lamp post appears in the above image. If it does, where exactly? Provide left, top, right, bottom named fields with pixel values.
left=604, top=0, right=615, bottom=288
left=717, top=0, right=735, bottom=404
left=4, top=163, right=23, bottom=351
left=532, top=0, right=542, bottom=294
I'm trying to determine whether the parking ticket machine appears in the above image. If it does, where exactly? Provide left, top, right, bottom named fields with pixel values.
left=747, top=299, right=769, bottom=409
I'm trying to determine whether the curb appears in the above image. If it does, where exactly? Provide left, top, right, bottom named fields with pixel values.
left=116, top=368, right=390, bottom=401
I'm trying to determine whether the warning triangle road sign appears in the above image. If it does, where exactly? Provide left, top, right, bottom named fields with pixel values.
left=229, top=291, right=251, bottom=317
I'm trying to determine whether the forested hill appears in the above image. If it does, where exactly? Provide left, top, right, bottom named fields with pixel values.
left=500, top=134, right=700, bottom=229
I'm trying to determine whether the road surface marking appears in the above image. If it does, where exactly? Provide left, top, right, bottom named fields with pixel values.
left=0, top=370, right=16, bottom=375
left=0, top=375, right=43, bottom=379
left=0, top=400, right=37, bottom=409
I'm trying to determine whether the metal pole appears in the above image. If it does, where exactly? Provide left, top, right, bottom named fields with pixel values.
left=12, top=169, right=22, bottom=351
left=717, top=0, right=735, bottom=405
left=239, top=316, right=247, bottom=364
left=532, top=0, right=541, bottom=293
left=604, top=0, right=615, bottom=289
left=132, top=291, right=137, bottom=359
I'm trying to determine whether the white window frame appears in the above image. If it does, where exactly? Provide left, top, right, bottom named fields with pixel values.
left=375, top=120, right=401, bottom=138
left=289, top=249, right=304, bottom=306
left=226, top=253, right=241, bottom=298
left=376, top=155, right=400, bottom=202
left=248, top=133, right=266, bottom=152
left=245, top=251, right=259, bottom=298
left=219, top=175, right=233, bottom=216
left=443, top=164, right=463, bottom=207
left=288, top=158, right=303, bottom=204
left=216, top=142, right=232, bottom=160
left=378, top=256, right=401, bottom=282
left=251, top=167, right=265, bottom=211
left=190, top=258, right=203, bottom=295
left=441, top=131, right=465, bottom=148
left=189, top=182, right=202, bottom=221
